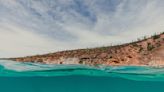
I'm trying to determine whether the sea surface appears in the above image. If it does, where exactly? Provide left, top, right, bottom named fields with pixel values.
left=1, top=60, right=164, bottom=92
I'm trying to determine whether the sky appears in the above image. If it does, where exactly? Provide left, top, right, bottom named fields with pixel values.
left=0, top=0, right=164, bottom=58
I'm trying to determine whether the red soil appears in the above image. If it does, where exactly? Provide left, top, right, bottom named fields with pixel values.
left=9, top=33, right=164, bottom=67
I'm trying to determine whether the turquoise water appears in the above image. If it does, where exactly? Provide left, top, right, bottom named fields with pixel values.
left=1, top=76, right=164, bottom=92
left=1, top=60, right=164, bottom=92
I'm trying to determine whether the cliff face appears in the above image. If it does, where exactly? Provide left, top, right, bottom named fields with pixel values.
left=10, top=33, right=164, bottom=67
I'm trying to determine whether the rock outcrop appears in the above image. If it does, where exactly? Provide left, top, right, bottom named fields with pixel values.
left=9, top=32, right=164, bottom=67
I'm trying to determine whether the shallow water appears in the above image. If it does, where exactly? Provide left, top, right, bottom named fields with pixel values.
left=1, top=60, right=164, bottom=92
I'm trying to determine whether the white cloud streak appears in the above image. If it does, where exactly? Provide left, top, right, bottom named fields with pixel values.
left=0, top=0, right=164, bottom=57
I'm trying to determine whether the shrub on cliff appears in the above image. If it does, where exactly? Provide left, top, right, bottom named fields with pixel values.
left=152, top=33, right=160, bottom=40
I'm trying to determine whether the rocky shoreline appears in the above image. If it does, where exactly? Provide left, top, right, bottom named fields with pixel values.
left=9, top=33, right=164, bottom=67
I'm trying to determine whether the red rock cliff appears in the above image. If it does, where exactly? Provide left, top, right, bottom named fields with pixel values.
left=9, top=32, right=164, bottom=67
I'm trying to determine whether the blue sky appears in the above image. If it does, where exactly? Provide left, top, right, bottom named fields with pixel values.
left=0, top=0, right=164, bottom=57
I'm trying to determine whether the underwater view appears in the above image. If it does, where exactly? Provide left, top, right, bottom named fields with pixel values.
left=1, top=60, right=164, bottom=92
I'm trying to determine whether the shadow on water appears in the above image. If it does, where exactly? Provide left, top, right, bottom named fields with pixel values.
left=1, top=76, right=164, bottom=92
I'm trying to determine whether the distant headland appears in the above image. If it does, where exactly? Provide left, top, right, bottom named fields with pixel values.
left=8, top=32, right=164, bottom=67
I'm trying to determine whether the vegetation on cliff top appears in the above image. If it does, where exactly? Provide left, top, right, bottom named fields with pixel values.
left=9, top=32, right=164, bottom=66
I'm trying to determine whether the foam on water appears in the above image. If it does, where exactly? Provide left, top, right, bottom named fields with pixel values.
left=0, top=60, right=95, bottom=72
left=1, top=60, right=164, bottom=81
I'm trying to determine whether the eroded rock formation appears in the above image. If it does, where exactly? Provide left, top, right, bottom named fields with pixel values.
left=9, top=33, right=164, bottom=67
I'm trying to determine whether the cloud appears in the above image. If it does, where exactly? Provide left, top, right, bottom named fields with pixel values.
left=0, top=0, right=164, bottom=57
left=0, top=22, right=66, bottom=57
